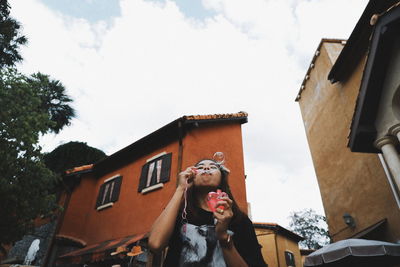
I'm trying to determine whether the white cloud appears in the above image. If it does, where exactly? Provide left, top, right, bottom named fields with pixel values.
left=10, top=0, right=368, bottom=225
left=293, top=0, right=367, bottom=63
left=246, top=160, right=324, bottom=226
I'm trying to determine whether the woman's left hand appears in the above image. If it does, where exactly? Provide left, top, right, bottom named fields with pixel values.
left=213, top=196, right=234, bottom=240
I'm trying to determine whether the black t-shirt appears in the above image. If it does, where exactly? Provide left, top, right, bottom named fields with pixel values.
left=164, top=208, right=268, bottom=267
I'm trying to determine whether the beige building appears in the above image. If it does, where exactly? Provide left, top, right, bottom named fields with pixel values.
left=254, top=223, right=303, bottom=267
left=295, top=0, right=400, bottom=244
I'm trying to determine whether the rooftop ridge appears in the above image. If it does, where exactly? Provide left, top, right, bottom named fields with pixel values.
left=183, top=111, right=248, bottom=121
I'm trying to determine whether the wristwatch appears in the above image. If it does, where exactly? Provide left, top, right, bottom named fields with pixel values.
left=219, top=230, right=234, bottom=249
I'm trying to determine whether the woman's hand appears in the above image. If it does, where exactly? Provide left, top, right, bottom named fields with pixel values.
left=213, top=196, right=234, bottom=240
left=177, top=166, right=197, bottom=190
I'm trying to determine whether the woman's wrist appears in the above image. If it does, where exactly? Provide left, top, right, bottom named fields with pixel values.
left=217, top=231, right=229, bottom=241
left=218, top=231, right=233, bottom=249
left=176, top=184, right=186, bottom=193
left=175, top=185, right=186, bottom=202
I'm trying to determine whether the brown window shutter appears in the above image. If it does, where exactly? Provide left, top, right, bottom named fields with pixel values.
left=111, top=176, right=122, bottom=202
left=138, top=153, right=172, bottom=192
left=138, top=163, right=149, bottom=192
left=95, top=183, right=106, bottom=208
left=160, top=153, right=172, bottom=183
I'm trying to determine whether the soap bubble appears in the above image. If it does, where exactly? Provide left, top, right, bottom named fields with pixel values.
left=213, top=152, right=225, bottom=165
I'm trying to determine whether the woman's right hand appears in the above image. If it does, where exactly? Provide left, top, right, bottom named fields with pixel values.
left=177, top=166, right=197, bottom=190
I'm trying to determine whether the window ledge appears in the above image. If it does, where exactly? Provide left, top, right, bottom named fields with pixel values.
left=146, top=152, right=167, bottom=162
left=97, top=202, right=114, bottom=211
left=141, top=183, right=164, bottom=194
left=104, top=174, right=121, bottom=183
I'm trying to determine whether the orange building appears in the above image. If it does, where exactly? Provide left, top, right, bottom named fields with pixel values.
left=46, top=112, right=249, bottom=266
left=254, top=223, right=303, bottom=267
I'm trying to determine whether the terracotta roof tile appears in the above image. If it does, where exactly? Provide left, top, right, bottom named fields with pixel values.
left=184, top=111, right=248, bottom=121
left=65, top=164, right=94, bottom=175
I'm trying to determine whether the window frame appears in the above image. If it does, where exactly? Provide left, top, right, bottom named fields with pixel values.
left=138, top=152, right=172, bottom=194
left=284, top=250, right=296, bottom=267
left=96, top=174, right=123, bottom=211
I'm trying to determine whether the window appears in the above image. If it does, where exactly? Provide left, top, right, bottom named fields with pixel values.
left=285, top=251, right=295, bottom=267
left=96, top=175, right=123, bottom=210
left=138, top=152, right=172, bottom=193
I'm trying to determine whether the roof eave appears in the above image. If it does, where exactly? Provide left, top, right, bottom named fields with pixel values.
left=253, top=223, right=304, bottom=242
left=93, top=113, right=248, bottom=176
left=328, top=0, right=399, bottom=83
left=348, top=6, right=400, bottom=153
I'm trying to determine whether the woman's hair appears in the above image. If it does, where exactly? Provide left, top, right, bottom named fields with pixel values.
left=184, top=159, right=244, bottom=225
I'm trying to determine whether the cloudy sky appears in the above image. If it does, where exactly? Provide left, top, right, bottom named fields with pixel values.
left=10, top=0, right=368, bottom=227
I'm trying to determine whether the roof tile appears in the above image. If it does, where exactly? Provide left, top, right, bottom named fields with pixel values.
left=184, top=111, right=248, bottom=121
left=65, top=164, right=94, bottom=175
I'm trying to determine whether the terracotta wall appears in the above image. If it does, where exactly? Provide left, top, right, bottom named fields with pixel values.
left=59, top=173, right=97, bottom=240
left=182, top=122, right=248, bottom=213
left=297, top=41, right=400, bottom=242
left=58, top=122, right=248, bottom=245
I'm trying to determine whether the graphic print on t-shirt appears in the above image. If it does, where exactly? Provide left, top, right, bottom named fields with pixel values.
left=179, top=223, right=226, bottom=267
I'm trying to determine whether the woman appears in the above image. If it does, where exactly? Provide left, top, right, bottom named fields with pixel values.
left=148, top=159, right=267, bottom=267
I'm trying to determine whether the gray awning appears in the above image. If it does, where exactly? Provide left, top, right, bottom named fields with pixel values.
left=305, top=239, right=400, bottom=266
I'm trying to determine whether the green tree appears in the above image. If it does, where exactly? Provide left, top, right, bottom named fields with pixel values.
left=44, top=141, right=106, bottom=174
left=27, top=73, right=75, bottom=133
left=0, top=68, right=74, bottom=244
left=0, top=0, right=27, bottom=67
left=288, top=208, right=331, bottom=249
left=0, top=0, right=75, bottom=245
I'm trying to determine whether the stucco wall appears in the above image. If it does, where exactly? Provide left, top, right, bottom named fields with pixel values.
left=276, top=234, right=302, bottom=267
left=58, top=122, right=248, bottom=246
left=255, top=228, right=302, bottom=267
left=255, top=228, right=278, bottom=267
left=59, top=173, right=97, bottom=240
left=182, top=122, right=248, bottom=213
left=297, top=41, right=400, bottom=242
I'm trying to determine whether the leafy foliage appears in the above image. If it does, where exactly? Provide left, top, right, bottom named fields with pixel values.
left=44, top=141, right=106, bottom=174
left=0, top=68, right=69, bottom=243
left=0, top=0, right=76, bottom=245
left=288, top=208, right=331, bottom=249
left=27, top=73, right=75, bottom=133
left=0, top=1, right=27, bottom=67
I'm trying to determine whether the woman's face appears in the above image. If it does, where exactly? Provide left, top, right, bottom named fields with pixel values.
left=193, top=160, right=222, bottom=188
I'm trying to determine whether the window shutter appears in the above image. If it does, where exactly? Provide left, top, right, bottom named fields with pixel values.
left=160, top=153, right=172, bottom=183
left=138, top=163, right=149, bottom=192
left=95, top=183, right=106, bottom=208
left=111, top=176, right=122, bottom=202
